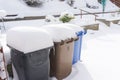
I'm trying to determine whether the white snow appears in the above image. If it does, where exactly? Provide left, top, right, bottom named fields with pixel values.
left=58, top=23, right=84, bottom=32
left=0, top=0, right=120, bottom=80
left=0, top=0, right=119, bottom=17
left=0, top=10, right=7, bottom=17
left=41, top=24, right=77, bottom=42
left=6, top=27, right=53, bottom=53
left=74, top=0, right=119, bottom=13
left=0, top=0, right=79, bottom=17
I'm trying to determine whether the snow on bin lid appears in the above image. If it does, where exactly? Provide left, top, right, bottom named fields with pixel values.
left=41, top=24, right=77, bottom=42
left=58, top=23, right=84, bottom=32
left=7, top=27, right=53, bottom=53
left=0, top=10, right=7, bottom=17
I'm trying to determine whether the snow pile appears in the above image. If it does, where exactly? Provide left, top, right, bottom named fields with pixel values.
left=0, top=10, right=7, bottom=17
left=7, top=27, right=53, bottom=53
left=41, top=24, right=77, bottom=42
left=58, top=23, right=84, bottom=32
left=45, top=15, right=58, bottom=23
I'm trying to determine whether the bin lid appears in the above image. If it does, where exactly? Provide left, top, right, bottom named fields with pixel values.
left=41, top=24, right=77, bottom=42
left=58, top=23, right=84, bottom=32
left=7, top=27, right=53, bottom=53
left=0, top=10, right=7, bottom=17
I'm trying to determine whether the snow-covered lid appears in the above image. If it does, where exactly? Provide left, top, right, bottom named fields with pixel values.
left=41, top=24, right=77, bottom=42
left=58, top=23, right=84, bottom=32
left=7, top=27, right=53, bottom=53
left=0, top=10, right=7, bottom=17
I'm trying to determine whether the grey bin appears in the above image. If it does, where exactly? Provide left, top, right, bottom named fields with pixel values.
left=7, top=27, right=53, bottom=80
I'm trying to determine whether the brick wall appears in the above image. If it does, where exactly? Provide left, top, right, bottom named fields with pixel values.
left=110, top=0, right=120, bottom=7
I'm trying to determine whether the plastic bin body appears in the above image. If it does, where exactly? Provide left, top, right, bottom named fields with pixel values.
left=50, top=39, right=74, bottom=80
left=72, top=31, right=83, bottom=64
left=10, top=47, right=51, bottom=80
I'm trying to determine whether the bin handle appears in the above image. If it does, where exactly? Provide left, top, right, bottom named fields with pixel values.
left=74, top=37, right=79, bottom=41
left=60, top=40, right=64, bottom=45
left=66, top=38, right=74, bottom=44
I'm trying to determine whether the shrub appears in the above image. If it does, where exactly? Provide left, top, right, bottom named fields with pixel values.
left=24, top=0, right=44, bottom=7
left=59, top=12, right=75, bottom=23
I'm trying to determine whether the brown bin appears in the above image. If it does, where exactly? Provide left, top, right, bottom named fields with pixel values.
left=41, top=25, right=77, bottom=80
left=50, top=38, right=74, bottom=80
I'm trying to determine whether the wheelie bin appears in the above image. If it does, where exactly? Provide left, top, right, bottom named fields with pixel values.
left=7, top=27, right=53, bottom=80
left=41, top=24, right=77, bottom=80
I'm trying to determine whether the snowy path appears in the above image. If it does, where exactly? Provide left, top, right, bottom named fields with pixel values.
left=62, top=23, right=120, bottom=80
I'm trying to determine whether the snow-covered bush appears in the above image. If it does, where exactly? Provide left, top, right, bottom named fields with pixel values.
left=59, top=12, right=75, bottom=23
left=23, top=0, right=44, bottom=7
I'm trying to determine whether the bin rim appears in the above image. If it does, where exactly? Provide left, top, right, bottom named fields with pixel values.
left=54, top=37, right=78, bottom=45
left=7, top=44, right=53, bottom=54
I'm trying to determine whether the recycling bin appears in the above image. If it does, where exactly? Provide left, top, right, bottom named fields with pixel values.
left=7, top=27, right=53, bottom=80
left=41, top=25, right=77, bottom=80
left=58, top=23, right=85, bottom=64
left=73, top=31, right=84, bottom=64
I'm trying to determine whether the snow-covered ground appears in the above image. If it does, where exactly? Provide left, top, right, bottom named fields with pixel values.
left=0, top=0, right=119, bottom=17
left=0, top=0, right=120, bottom=80
left=1, top=16, right=120, bottom=80
left=75, top=0, right=119, bottom=13
left=48, top=22, right=120, bottom=80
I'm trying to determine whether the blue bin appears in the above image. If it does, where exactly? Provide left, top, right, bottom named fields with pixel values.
left=72, top=31, right=85, bottom=64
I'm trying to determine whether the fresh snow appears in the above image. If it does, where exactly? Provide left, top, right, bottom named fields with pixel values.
left=0, top=0, right=79, bottom=16
left=0, top=0, right=120, bottom=80
left=0, top=0, right=119, bottom=17
left=41, top=24, right=77, bottom=42
left=74, top=0, right=119, bottom=13
left=0, top=10, right=7, bottom=17
left=58, top=23, right=84, bottom=32
left=7, top=27, right=53, bottom=53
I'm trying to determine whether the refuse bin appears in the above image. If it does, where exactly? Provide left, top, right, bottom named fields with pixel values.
left=41, top=25, right=77, bottom=80
left=7, top=27, right=53, bottom=80
left=58, top=23, right=85, bottom=64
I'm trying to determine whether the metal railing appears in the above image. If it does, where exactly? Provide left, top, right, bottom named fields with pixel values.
left=79, top=8, right=98, bottom=21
